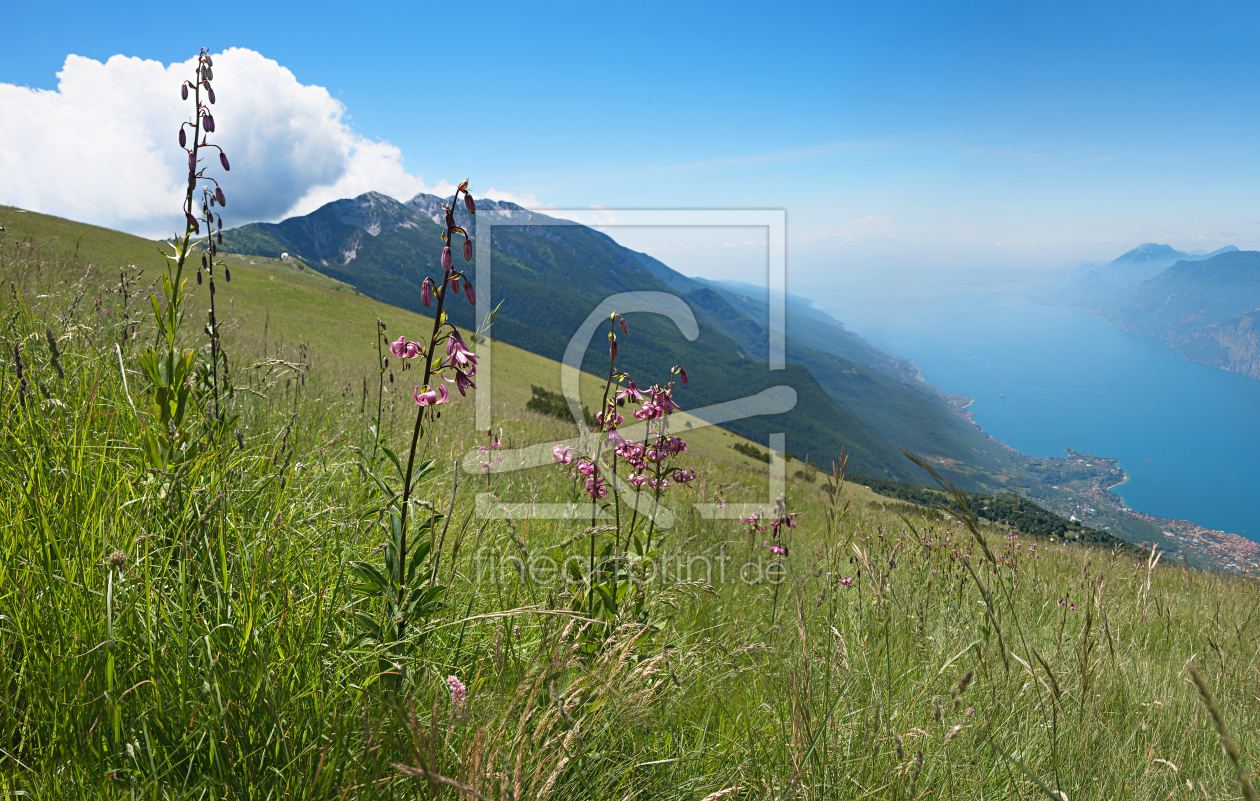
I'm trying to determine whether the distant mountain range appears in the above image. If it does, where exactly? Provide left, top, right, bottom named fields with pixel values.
left=221, top=191, right=1028, bottom=488
left=1032, top=244, right=1260, bottom=378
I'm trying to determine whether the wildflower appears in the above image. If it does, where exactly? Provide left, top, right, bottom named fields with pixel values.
left=389, top=336, right=422, bottom=359
left=585, top=476, right=609, bottom=499
left=840, top=576, right=853, bottom=587
left=764, top=542, right=787, bottom=557
left=447, top=675, right=466, bottom=713
left=616, top=378, right=644, bottom=403
left=576, top=459, right=597, bottom=477
left=107, top=550, right=128, bottom=568
left=421, top=277, right=433, bottom=307
left=446, top=369, right=476, bottom=396
left=444, top=330, right=477, bottom=373
left=552, top=445, right=575, bottom=465
left=676, top=366, right=688, bottom=384
left=619, top=315, right=629, bottom=334
left=625, top=473, right=649, bottom=487
left=414, top=385, right=448, bottom=406
left=674, top=467, right=697, bottom=483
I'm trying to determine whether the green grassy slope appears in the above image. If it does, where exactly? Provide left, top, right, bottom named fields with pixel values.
left=3, top=208, right=1260, bottom=800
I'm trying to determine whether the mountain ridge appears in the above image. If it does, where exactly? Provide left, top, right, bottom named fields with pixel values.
left=220, top=192, right=1034, bottom=488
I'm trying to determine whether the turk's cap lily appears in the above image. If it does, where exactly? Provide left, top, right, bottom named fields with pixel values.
left=552, top=444, right=575, bottom=465
left=390, top=336, right=422, bottom=359
left=443, top=369, right=476, bottom=396
left=615, top=378, right=644, bottom=403
left=414, top=384, right=449, bottom=406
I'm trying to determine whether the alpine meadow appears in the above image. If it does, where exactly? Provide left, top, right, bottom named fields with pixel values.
left=4, top=44, right=1260, bottom=801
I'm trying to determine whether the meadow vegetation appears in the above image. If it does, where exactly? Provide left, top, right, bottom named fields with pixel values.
left=2, top=54, right=1260, bottom=800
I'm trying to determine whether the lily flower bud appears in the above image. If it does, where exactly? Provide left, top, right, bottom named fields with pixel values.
left=463, top=237, right=472, bottom=261
left=451, top=275, right=462, bottom=294
left=465, top=194, right=475, bottom=214
left=188, top=152, right=195, bottom=172
left=197, top=270, right=203, bottom=285
left=220, top=152, right=230, bottom=171
left=202, top=255, right=208, bottom=269
left=209, top=279, right=216, bottom=296
left=225, top=268, right=231, bottom=282
left=420, top=277, right=433, bottom=307
left=181, top=83, right=188, bottom=100
left=442, top=246, right=453, bottom=271
left=465, top=280, right=476, bottom=306
left=215, top=187, right=226, bottom=206
left=610, top=339, right=618, bottom=361
left=204, top=54, right=213, bottom=67
left=203, top=114, right=214, bottom=132
left=207, top=87, right=215, bottom=104
left=620, top=316, right=629, bottom=334
left=217, top=232, right=223, bottom=245
left=679, top=367, right=689, bottom=384
left=179, top=128, right=186, bottom=148
left=185, top=212, right=200, bottom=233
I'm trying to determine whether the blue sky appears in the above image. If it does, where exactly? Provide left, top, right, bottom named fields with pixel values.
left=4, top=0, right=1259, bottom=291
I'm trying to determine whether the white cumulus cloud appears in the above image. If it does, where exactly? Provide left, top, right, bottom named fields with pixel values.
left=0, top=48, right=451, bottom=237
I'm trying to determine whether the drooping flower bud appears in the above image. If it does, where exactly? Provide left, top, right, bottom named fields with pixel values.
left=211, top=242, right=216, bottom=256
left=420, top=277, right=433, bottom=307
left=225, top=268, right=231, bottom=282
left=441, top=246, right=453, bottom=271
left=202, top=254, right=208, bottom=269
left=209, top=279, right=216, bottom=295
left=204, top=54, right=213, bottom=67
left=207, top=87, right=215, bottom=104
left=220, top=152, right=230, bottom=171
left=462, top=237, right=472, bottom=261
left=181, top=83, right=188, bottom=100
left=215, top=187, right=226, bottom=206
left=610, top=339, right=618, bottom=361
left=203, top=66, right=213, bottom=81
left=451, top=275, right=462, bottom=294
left=197, top=270, right=203, bottom=285
left=179, top=127, right=186, bottom=148
left=217, top=232, right=223, bottom=244
left=465, top=280, right=476, bottom=306
left=185, top=212, right=200, bottom=233
left=465, top=194, right=475, bottom=214
left=217, top=215, right=222, bottom=228
left=620, top=316, right=629, bottom=334
left=679, top=367, right=689, bottom=385
left=188, top=152, right=196, bottom=173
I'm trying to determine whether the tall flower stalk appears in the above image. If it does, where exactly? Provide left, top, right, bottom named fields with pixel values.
left=551, top=317, right=695, bottom=626
left=387, top=182, right=478, bottom=643
left=137, top=48, right=232, bottom=470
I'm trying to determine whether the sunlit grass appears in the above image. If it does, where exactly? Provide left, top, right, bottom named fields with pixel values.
left=2, top=216, right=1258, bottom=800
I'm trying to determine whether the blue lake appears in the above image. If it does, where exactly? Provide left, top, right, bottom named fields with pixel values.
left=822, top=285, right=1260, bottom=541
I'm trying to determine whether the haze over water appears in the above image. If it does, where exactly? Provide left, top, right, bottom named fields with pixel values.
left=821, top=280, right=1260, bottom=542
